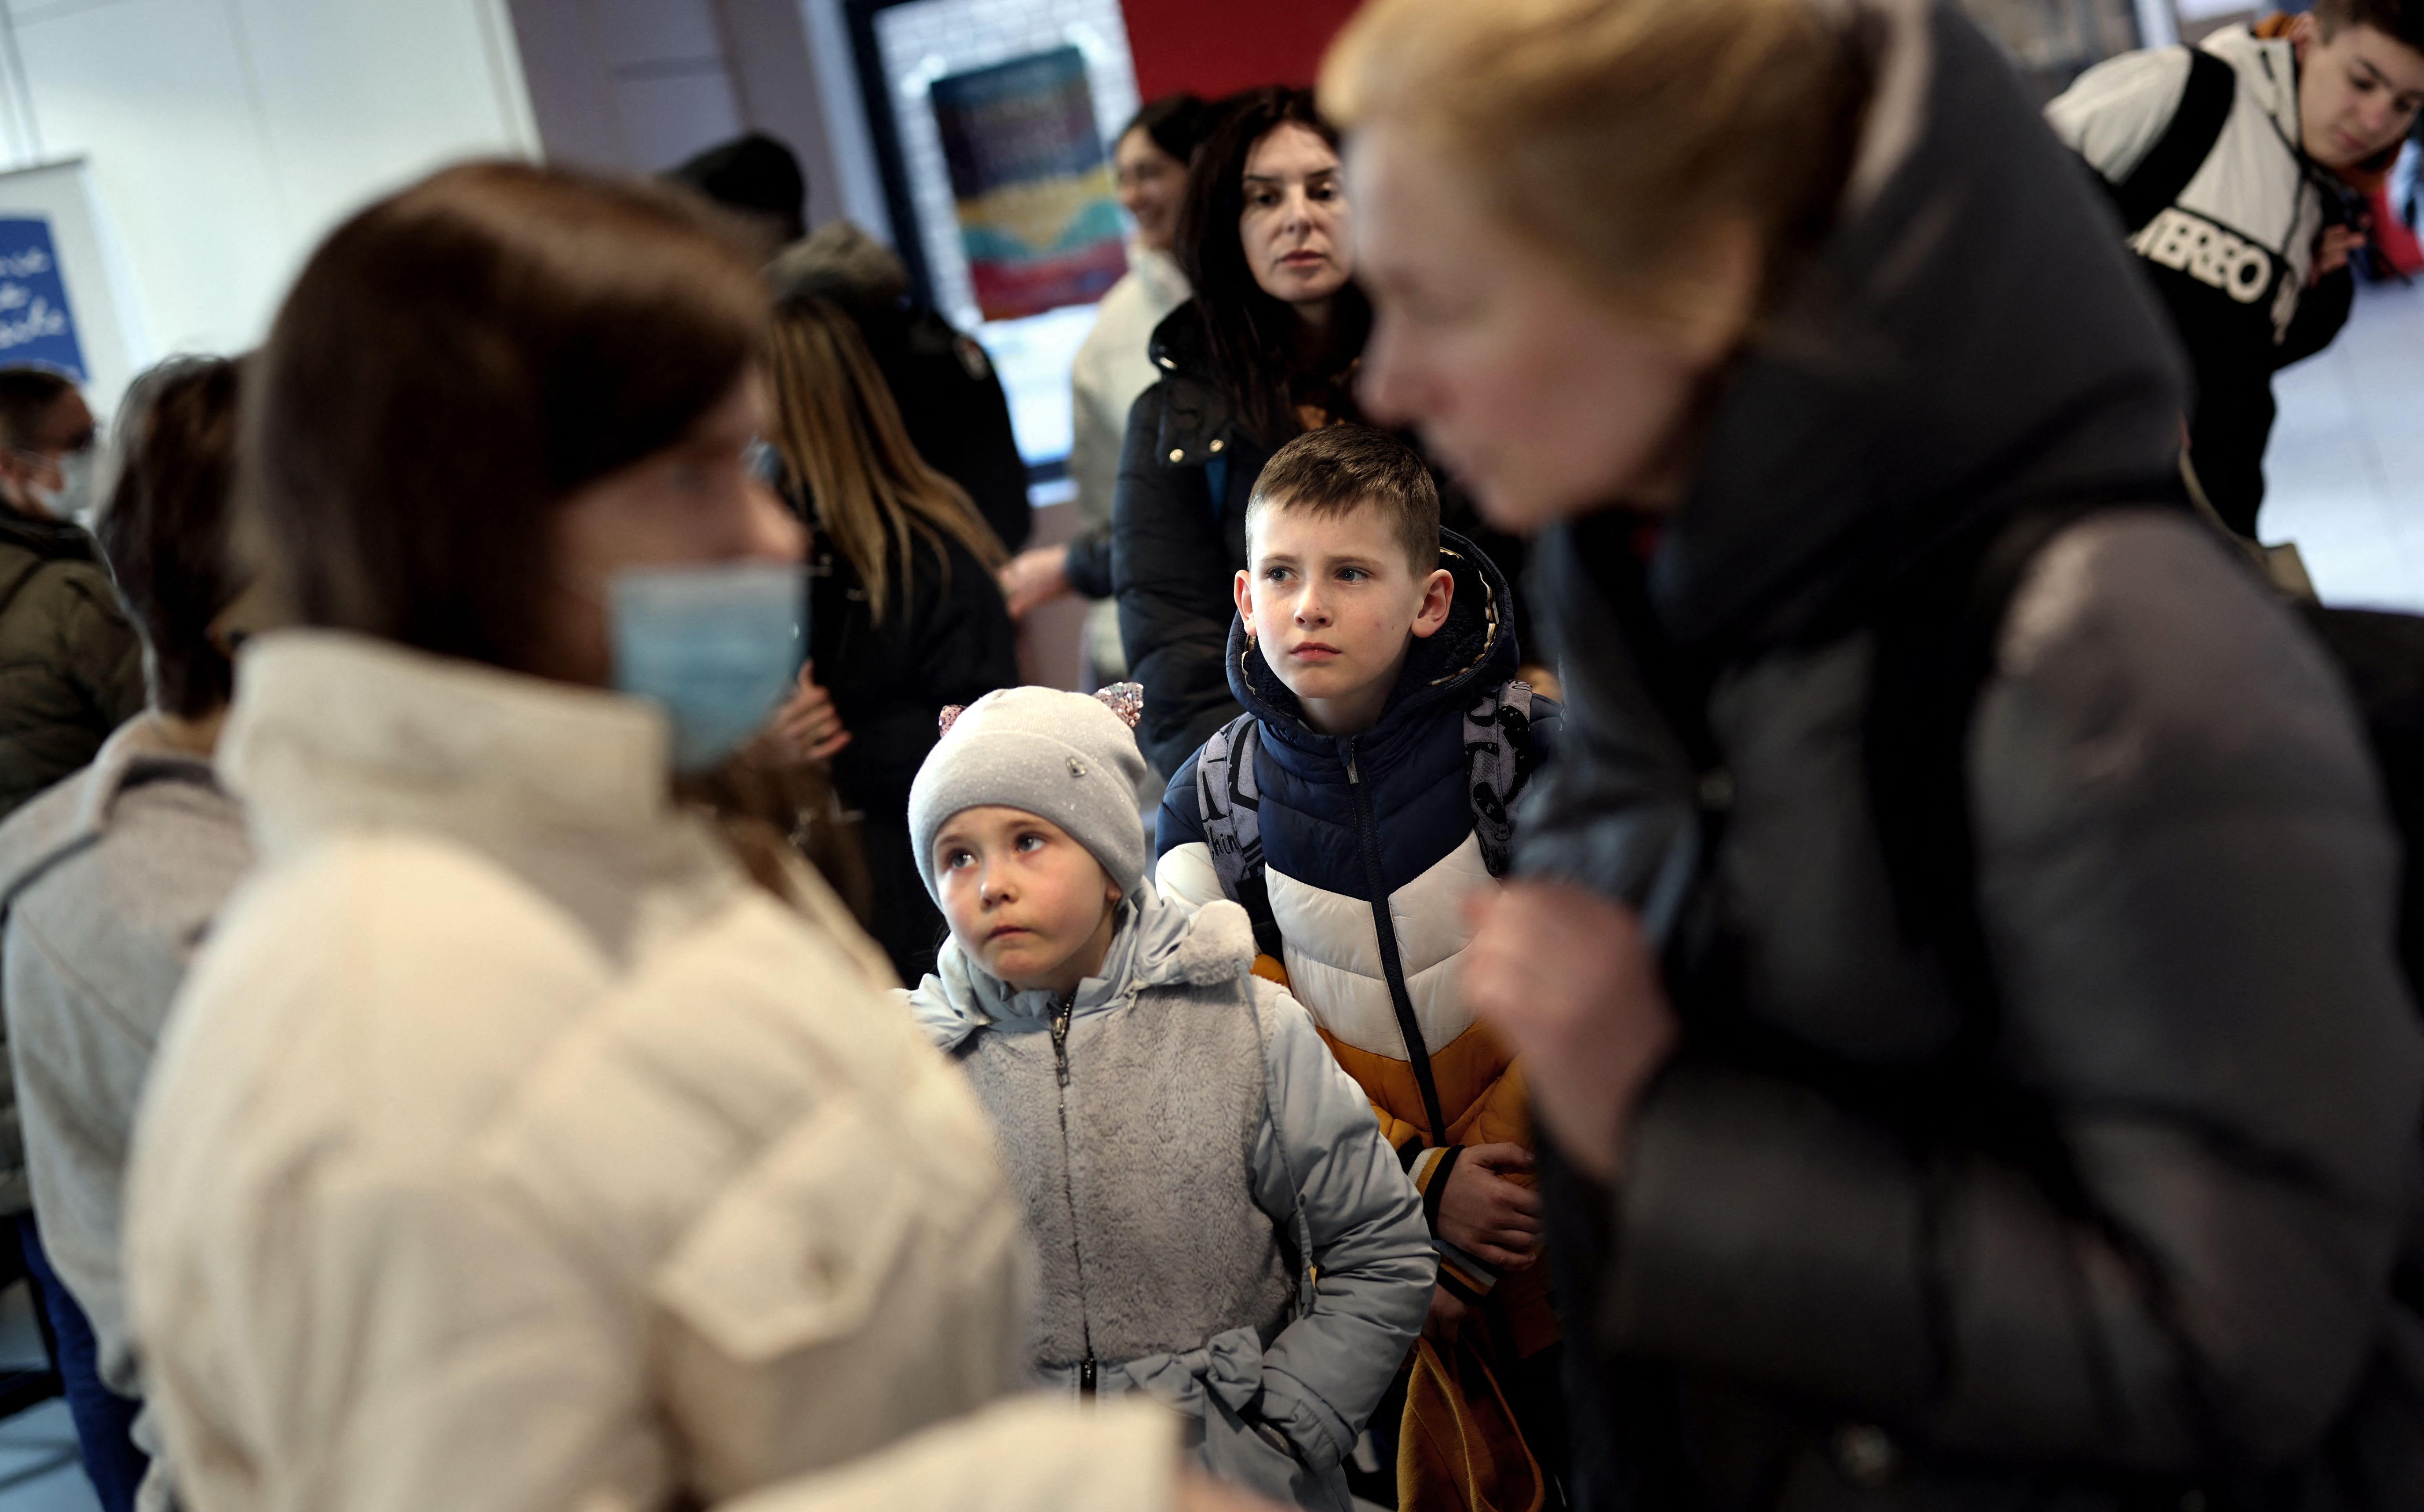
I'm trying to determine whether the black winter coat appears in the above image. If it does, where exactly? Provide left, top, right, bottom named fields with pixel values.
left=1111, top=304, right=1531, bottom=776
left=808, top=522, right=1019, bottom=984
left=856, top=303, right=1033, bottom=554
left=771, top=224, right=1034, bottom=554
left=1064, top=517, right=1113, bottom=602
left=1110, top=304, right=1270, bottom=775
left=1522, top=7, right=2424, bottom=1509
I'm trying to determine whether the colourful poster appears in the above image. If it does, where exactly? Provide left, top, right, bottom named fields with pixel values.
left=930, top=47, right=1128, bottom=322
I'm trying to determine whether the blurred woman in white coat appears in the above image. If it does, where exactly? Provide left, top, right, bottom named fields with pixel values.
left=121, top=160, right=1269, bottom=1512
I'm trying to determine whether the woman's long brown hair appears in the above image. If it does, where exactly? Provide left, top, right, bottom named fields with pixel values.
left=1175, top=88, right=1374, bottom=450
left=763, top=295, right=1007, bottom=621
left=242, top=161, right=768, bottom=673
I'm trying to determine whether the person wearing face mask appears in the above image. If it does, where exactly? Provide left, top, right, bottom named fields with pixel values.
left=0, top=368, right=100, bottom=524
left=2047, top=0, right=2424, bottom=540
left=0, top=367, right=144, bottom=820
left=1327, top=0, right=2424, bottom=1506
left=999, top=95, right=1211, bottom=684
left=118, top=162, right=1268, bottom=1512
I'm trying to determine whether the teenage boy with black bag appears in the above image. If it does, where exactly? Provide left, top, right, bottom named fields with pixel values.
left=2047, top=0, right=2424, bottom=541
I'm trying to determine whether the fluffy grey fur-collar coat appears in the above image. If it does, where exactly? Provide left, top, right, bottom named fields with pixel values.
left=907, top=892, right=1435, bottom=1512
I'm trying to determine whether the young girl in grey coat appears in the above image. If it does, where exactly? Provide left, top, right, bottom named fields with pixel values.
left=900, top=685, right=1433, bottom=1512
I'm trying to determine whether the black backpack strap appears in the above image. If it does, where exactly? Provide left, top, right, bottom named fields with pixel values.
left=1464, top=679, right=1537, bottom=877
left=1194, top=713, right=1285, bottom=960
left=2109, top=47, right=2238, bottom=235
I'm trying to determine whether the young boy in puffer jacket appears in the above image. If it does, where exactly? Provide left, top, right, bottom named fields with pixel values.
left=1153, top=426, right=1566, bottom=1493
left=898, top=684, right=1433, bottom=1512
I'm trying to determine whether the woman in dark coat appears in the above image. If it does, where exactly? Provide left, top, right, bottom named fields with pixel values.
left=765, top=293, right=1017, bottom=984
left=1111, top=87, right=1528, bottom=776
left=1327, top=0, right=2424, bottom=1508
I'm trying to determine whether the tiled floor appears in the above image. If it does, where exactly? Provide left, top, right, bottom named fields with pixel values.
left=0, top=1285, right=94, bottom=1512
left=0, top=1403, right=93, bottom=1512
left=2263, top=274, right=2424, bottom=611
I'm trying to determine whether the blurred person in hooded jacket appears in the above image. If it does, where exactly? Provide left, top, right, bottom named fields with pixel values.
left=1325, top=0, right=2424, bottom=1507
left=0, top=367, right=144, bottom=821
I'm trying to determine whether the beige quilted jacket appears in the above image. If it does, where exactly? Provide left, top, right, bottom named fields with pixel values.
left=124, top=631, right=1174, bottom=1512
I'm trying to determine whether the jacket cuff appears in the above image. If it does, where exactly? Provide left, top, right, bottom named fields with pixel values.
left=1064, top=522, right=1114, bottom=599
left=1256, top=1366, right=1353, bottom=1472
left=1414, top=1143, right=1463, bottom=1234
left=1432, top=1238, right=1500, bottom=1302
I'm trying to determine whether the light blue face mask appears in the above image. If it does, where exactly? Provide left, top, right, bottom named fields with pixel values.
left=608, top=561, right=804, bottom=773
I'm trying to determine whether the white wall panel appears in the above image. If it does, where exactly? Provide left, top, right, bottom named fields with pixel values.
left=612, top=64, right=742, bottom=171
left=591, top=0, right=722, bottom=69
left=0, top=0, right=536, bottom=400
left=234, top=0, right=538, bottom=254
left=507, top=0, right=893, bottom=238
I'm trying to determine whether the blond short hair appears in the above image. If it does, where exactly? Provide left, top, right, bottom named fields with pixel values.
left=1320, top=0, right=1874, bottom=321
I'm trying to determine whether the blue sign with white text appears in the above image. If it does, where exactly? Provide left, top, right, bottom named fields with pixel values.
left=0, top=219, right=83, bottom=379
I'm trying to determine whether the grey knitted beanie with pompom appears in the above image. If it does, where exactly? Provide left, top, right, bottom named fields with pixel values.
left=906, top=684, right=1148, bottom=905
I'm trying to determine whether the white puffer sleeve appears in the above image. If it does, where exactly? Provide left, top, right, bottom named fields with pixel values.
left=1155, top=841, right=1224, bottom=913
left=2044, top=43, right=2193, bottom=181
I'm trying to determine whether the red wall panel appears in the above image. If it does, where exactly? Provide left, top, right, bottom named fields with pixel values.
left=1120, top=0, right=1364, bottom=104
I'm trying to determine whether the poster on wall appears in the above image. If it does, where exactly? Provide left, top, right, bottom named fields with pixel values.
left=930, top=47, right=1128, bottom=322
left=0, top=218, right=85, bottom=379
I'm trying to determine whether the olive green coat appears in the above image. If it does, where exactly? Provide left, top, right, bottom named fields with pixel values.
left=0, top=509, right=144, bottom=822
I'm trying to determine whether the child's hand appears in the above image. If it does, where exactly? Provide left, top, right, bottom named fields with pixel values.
left=1461, top=881, right=1677, bottom=1184
left=768, top=662, right=851, bottom=763
left=1435, top=1143, right=1541, bottom=1269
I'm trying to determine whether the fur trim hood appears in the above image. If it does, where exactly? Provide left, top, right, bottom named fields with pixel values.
left=904, top=887, right=1257, bottom=1051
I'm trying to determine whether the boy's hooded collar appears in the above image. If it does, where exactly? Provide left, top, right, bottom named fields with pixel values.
left=1223, top=526, right=1518, bottom=766
left=909, top=889, right=1258, bottom=1052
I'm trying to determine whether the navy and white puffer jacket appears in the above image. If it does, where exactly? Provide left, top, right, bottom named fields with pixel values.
left=1154, top=535, right=1563, bottom=1348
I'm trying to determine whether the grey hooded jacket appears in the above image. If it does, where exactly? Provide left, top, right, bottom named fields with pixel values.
left=904, top=892, right=1433, bottom=1511
left=1520, top=3, right=2424, bottom=1508
left=0, top=715, right=251, bottom=1398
